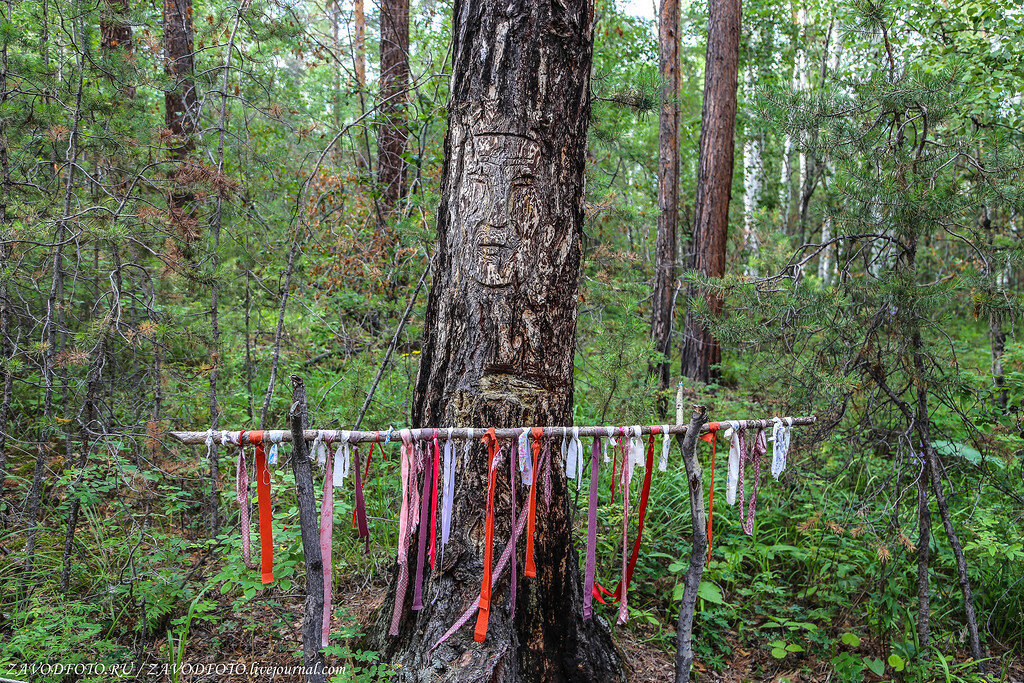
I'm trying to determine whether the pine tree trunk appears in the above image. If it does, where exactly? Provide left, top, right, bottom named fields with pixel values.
left=163, top=0, right=198, bottom=241
left=366, top=2, right=622, bottom=680
left=377, top=0, right=409, bottom=214
left=680, top=0, right=741, bottom=383
left=652, top=0, right=680, bottom=408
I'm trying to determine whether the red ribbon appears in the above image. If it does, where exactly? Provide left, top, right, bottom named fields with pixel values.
left=351, top=438, right=376, bottom=529
left=250, top=431, right=274, bottom=584
left=592, top=428, right=659, bottom=607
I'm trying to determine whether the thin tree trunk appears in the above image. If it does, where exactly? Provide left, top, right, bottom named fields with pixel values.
left=921, top=437, right=984, bottom=666
left=260, top=231, right=301, bottom=428
left=60, top=335, right=106, bottom=592
left=31, top=1, right=86, bottom=572
left=680, top=0, right=741, bottom=383
left=651, top=0, right=680, bottom=412
left=741, top=30, right=763, bottom=275
left=289, top=375, right=327, bottom=683
left=377, top=0, right=410, bottom=216
left=351, top=0, right=367, bottom=169
left=673, top=400, right=709, bottom=683
left=915, top=455, right=931, bottom=651
left=368, top=2, right=621, bottom=680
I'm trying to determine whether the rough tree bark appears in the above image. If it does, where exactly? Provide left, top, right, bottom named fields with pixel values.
left=163, top=0, right=199, bottom=241
left=377, top=0, right=409, bottom=215
left=651, top=0, right=680, bottom=411
left=680, top=0, right=741, bottom=383
left=100, top=0, right=134, bottom=97
left=366, top=2, right=622, bottom=680
left=673, top=400, right=708, bottom=683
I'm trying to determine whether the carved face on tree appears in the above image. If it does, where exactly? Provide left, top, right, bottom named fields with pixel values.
left=459, top=133, right=543, bottom=287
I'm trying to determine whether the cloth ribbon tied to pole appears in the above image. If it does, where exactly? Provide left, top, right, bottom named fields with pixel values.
left=740, top=428, right=768, bottom=535
left=474, top=428, right=500, bottom=642
left=658, top=424, right=671, bottom=472
left=388, top=430, right=415, bottom=636
left=701, top=423, right=721, bottom=565
left=249, top=431, right=274, bottom=585
left=770, top=417, right=792, bottom=480
left=235, top=431, right=257, bottom=571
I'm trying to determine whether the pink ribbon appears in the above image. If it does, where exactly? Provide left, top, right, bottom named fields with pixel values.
left=389, top=431, right=414, bottom=635
left=320, top=444, right=334, bottom=646
left=618, top=427, right=632, bottom=625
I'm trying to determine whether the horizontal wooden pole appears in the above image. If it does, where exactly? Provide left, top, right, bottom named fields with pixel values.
left=168, top=416, right=816, bottom=446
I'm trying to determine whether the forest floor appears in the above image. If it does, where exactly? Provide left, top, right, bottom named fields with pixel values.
left=133, top=562, right=1023, bottom=682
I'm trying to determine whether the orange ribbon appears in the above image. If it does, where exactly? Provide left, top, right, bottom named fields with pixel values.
left=474, top=428, right=499, bottom=642
left=525, top=426, right=543, bottom=578
left=701, top=423, right=720, bottom=565
left=250, top=430, right=274, bottom=584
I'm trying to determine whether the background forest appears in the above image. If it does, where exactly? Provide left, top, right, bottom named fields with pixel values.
left=1, top=0, right=1023, bottom=680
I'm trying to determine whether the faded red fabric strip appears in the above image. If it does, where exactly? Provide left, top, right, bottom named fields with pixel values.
left=413, top=440, right=433, bottom=610
left=474, top=428, right=499, bottom=642
left=353, top=445, right=369, bottom=552
left=320, top=447, right=334, bottom=647
left=352, top=440, right=375, bottom=529
left=251, top=431, right=274, bottom=584
left=702, top=423, right=721, bottom=565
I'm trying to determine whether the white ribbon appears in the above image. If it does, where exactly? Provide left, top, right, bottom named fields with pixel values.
left=333, top=430, right=351, bottom=486
left=311, top=432, right=326, bottom=467
left=658, top=424, right=671, bottom=472
left=439, top=427, right=456, bottom=572
left=770, top=417, right=792, bottom=480
left=606, top=426, right=617, bottom=463
left=268, top=430, right=285, bottom=465
left=220, top=430, right=231, bottom=446
left=725, top=421, right=741, bottom=505
left=518, top=429, right=533, bottom=485
left=561, top=428, right=570, bottom=475
left=205, top=429, right=215, bottom=462
left=463, top=428, right=474, bottom=466
left=566, top=426, right=583, bottom=489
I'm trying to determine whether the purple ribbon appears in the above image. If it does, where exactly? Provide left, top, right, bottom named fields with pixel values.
left=741, top=428, right=768, bottom=535
left=413, top=440, right=434, bottom=610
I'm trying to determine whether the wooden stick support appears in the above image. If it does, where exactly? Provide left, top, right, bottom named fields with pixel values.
left=169, top=416, right=816, bottom=446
